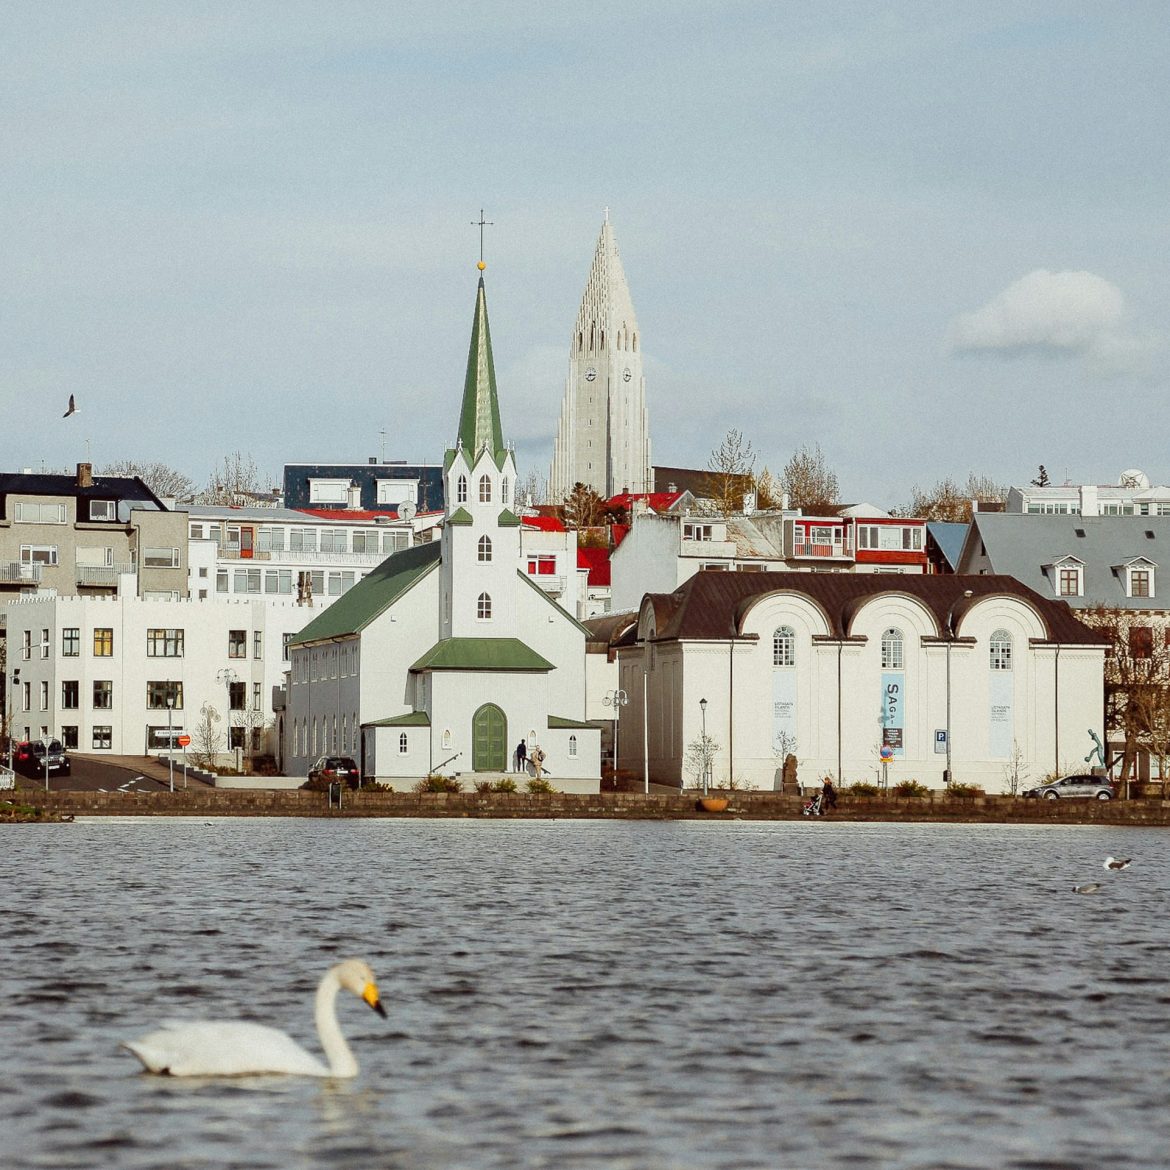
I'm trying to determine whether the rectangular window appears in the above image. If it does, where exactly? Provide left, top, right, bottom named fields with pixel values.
left=283, top=633, right=294, bottom=662
left=376, top=478, right=418, bottom=505
left=229, top=726, right=245, bottom=749
left=39, top=680, right=48, bottom=710
left=22, top=682, right=30, bottom=711
left=1129, top=626, right=1154, bottom=659
left=147, top=628, right=185, bottom=657
left=93, top=628, right=114, bottom=656
left=1058, top=568, right=1080, bottom=596
left=88, top=499, right=117, bottom=521
left=15, top=502, right=66, bottom=524
left=264, top=569, right=293, bottom=594
left=143, top=547, right=180, bottom=568
left=309, top=479, right=349, bottom=504
left=320, top=529, right=347, bottom=553
left=62, top=627, right=80, bottom=656
left=189, top=522, right=203, bottom=539
left=21, top=630, right=31, bottom=660
left=383, top=530, right=409, bottom=554
left=253, top=682, right=262, bottom=710
left=61, top=726, right=79, bottom=750
left=146, top=680, right=184, bottom=709
left=92, top=725, right=112, bottom=749
left=228, top=630, right=247, bottom=658
left=683, top=523, right=713, bottom=541
left=1131, top=570, right=1151, bottom=598
left=20, top=544, right=59, bottom=565
left=527, top=556, right=557, bottom=576
left=61, top=681, right=79, bottom=709
left=254, top=631, right=263, bottom=659
left=216, top=569, right=229, bottom=593
left=93, top=680, right=113, bottom=709
left=902, top=527, right=923, bottom=551
left=40, top=628, right=50, bottom=658
left=858, top=525, right=877, bottom=549
left=229, top=681, right=246, bottom=710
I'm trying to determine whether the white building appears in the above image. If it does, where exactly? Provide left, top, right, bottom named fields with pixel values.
left=550, top=213, right=651, bottom=501
left=606, top=572, right=1107, bottom=792
left=1007, top=469, right=1170, bottom=516
left=285, top=271, right=601, bottom=790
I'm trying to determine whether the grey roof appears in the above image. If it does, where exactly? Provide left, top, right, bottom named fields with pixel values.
left=182, top=504, right=409, bottom=524
left=724, top=515, right=786, bottom=559
left=926, top=522, right=969, bottom=571
left=959, top=513, right=1170, bottom=610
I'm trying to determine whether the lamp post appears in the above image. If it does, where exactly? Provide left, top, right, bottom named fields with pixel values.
left=166, top=695, right=175, bottom=792
left=699, top=697, right=709, bottom=796
left=602, top=688, right=628, bottom=784
left=944, top=589, right=974, bottom=787
left=216, top=668, right=238, bottom=770
left=6, top=668, right=19, bottom=773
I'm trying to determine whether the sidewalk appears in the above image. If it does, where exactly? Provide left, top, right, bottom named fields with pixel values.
left=73, top=753, right=214, bottom=788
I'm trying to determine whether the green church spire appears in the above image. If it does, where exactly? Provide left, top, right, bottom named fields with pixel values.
left=454, top=276, right=507, bottom=467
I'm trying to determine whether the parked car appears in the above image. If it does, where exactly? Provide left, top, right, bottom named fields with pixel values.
left=307, top=755, right=361, bottom=788
left=1022, top=774, right=1115, bottom=800
left=13, top=740, right=71, bottom=778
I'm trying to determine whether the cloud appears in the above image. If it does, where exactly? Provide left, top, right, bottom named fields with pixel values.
left=949, top=269, right=1157, bottom=373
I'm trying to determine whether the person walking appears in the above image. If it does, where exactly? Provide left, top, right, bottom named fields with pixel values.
left=531, top=745, right=546, bottom=779
left=515, top=739, right=528, bottom=774
left=822, top=776, right=838, bottom=811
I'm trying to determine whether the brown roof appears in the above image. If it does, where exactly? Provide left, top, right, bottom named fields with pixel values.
left=637, top=571, right=1108, bottom=645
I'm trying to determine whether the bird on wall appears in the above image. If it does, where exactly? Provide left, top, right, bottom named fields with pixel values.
left=63, top=394, right=77, bottom=418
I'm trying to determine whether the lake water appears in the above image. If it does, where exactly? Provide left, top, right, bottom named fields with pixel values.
left=3, top=818, right=1169, bottom=1170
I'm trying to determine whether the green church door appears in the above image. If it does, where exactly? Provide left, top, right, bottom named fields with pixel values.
left=472, top=703, right=507, bottom=771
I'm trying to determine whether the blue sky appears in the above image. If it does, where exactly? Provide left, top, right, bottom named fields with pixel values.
left=3, top=2, right=1167, bottom=505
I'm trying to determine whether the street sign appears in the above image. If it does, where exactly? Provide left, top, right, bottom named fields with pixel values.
left=177, top=734, right=191, bottom=748
left=879, top=744, right=894, bottom=762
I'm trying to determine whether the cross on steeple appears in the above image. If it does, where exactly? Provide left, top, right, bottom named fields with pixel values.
left=471, top=208, right=493, bottom=270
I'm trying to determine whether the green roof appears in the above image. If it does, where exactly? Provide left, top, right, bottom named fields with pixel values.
left=497, top=508, right=521, bottom=527
left=289, top=540, right=441, bottom=645
left=363, top=711, right=431, bottom=728
left=447, top=507, right=473, bottom=526
left=410, top=636, right=554, bottom=673
left=548, top=715, right=597, bottom=729
left=451, top=277, right=507, bottom=467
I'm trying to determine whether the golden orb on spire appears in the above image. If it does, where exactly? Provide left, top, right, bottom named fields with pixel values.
left=477, top=260, right=486, bottom=271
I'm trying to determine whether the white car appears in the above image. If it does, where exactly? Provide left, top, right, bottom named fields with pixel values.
left=1022, top=774, right=1116, bottom=800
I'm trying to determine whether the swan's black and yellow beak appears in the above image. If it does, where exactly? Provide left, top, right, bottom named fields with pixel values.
left=363, top=981, right=387, bottom=1018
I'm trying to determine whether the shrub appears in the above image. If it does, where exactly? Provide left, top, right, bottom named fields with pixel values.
left=947, top=782, right=983, bottom=798
left=526, top=777, right=555, bottom=794
left=414, top=774, right=462, bottom=793
left=893, top=779, right=929, bottom=798
left=847, top=781, right=880, bottom=796
left=492, top=777, right=518, bottom=793
left=358, top=780, right=394, bottom=793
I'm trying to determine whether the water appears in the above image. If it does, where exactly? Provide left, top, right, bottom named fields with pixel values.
left=3, top=818, right=1169, bottom=1170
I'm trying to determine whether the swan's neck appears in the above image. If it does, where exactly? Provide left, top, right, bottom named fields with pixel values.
left=315, top=969, right=358, bottom=1077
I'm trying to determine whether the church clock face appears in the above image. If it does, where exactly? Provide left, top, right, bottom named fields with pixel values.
left=623, top=367, right=632, bottom=382
left=585, top=367, right=597, bottom=381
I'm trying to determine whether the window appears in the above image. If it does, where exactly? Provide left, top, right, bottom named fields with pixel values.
left=39, top=681, right=48, bottom=710
left=327, top=570, right=355, bottom=596
left=376, top=478, right=418, bottom=505
left=229, top=682, right=246, bottom=710
left=881, top=628, right=904, bottom=670
left=253, top=682, right=262, bottom=710
left=147, top=628, right=184, bottom=657
left=1130, top=626, right=1154, bottom=659
left=382, top=530, right=409, bottom=554
left=283, top=633, right=294, bottom=661
left=234, top=568, right=261, bottom=594
left=1130, top=569, right=1152, bottom=598
left=62, top=628, right=80, bottom=657
left=92, top=726, right=112, bottom=750
left=478, top=474, right=492, bottom=503
left=147, top=681, right=184, bottom=709
left=143, top=547, right=180, bottom=568
left=40, top=628, right=50, bottom=658
left=93, top=680, right=113, bottom=709
left=569, top=734, right=578, bottom=758
left=254, top=631, right=263, bottom=659
left=477, top=592, right=492, bottom=620
left=527, top=555, right=556, bottom=575
left=15, top=502, right=65, bottom=524
left=399, top=732, right=408, bottom=754
left=61, top=726, right=78, bottom=750
left=20, top=544, right=58, bottom=565
left=1056, top=563, right=1083, bottom=597
left=21, top=630, right=30, bottom=660
left=22, top=682, right=30, bottom=711
left=228, top=630, right=247, bottom=658
left=478, top=535, right=493, bottom=562
left=320, top=529, right=347, bottom=553
left=308, top=478, right=349, bottom=504
left=88, top=500, right=117, bottom=521
left=264, top=569, right=293, bottom=594
left=457, top=474, right=468, bottom=504
left=990, top=630, right=1013, bottom=671
left=289, top=528, right=318, bottom=552
left=684, top=523, right=713, bottom=541
left=93, top=628, right=113, bottom=656
left=216, top=569, right=229, bottom=594
left=773, top=626, right=796, bottom=667
left=229, top=727, right=245, bottom=750
left=61, top=681, right=79, bottom=709
left=501, top=477, right=510, bottom=506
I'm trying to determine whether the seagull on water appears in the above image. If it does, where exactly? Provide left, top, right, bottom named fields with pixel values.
left=1103, top=856, right=1132, bottom=871
left=62, top=394, right=77, bottom=418
left=1073, top=883, right=1103, bottom=895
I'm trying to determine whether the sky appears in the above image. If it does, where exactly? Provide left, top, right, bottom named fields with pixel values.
left=3, top=2, right=1168, bottom=507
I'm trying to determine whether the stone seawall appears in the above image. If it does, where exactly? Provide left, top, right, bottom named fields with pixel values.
left=16, top=788, right=1170, bottom=825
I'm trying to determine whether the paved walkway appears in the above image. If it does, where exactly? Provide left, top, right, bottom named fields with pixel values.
left=71, top=753, right=214, bottom=788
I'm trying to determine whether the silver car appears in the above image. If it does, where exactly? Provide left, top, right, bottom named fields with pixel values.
left=1022, top=774, right=1115, bottom=800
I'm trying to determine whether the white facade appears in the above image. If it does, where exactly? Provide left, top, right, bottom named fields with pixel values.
left=550, top=214, right=651, bottom=500
left=1007, top=469, right=1170, bottom=516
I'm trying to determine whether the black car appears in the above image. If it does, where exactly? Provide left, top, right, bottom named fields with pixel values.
left=307, top=755, right=361, bottom=788
left=13, top=739, right=71, bottom=778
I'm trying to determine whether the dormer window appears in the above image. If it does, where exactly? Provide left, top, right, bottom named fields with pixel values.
left=1049, top=557, right=1084, bottom=597
left=1120, top=558, right=1156, bottom=599
left=88, top=500, right=117, bottom=522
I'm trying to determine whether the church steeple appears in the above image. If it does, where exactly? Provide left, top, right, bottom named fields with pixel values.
left=453, top=276, right=507, bottom=467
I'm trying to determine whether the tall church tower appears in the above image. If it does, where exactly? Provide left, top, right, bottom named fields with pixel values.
left=550, top=213, right=651, bottom=501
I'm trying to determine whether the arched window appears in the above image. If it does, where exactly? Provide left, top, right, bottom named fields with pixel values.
left=569, top=734, right=578, bottom=758
left=478, top=474, right=492, bottom=503
left=341, top=714, right=347, bottom=750
left=881, top=628, right=904, bottom=670
left=332, top=714, right=338, bottom=751
left=352, top=715, right=359, bottom=751
left=442, top=729, right=452, bottom=750
left=311, top=717, right=318, bottom=754
left=772, top=625, right=796, bottom=667
left=478, top=535, right=493, bottom=562
left=990, top=629, right=1013, bottom=671
left=399, top=732, right=408, bottom=754
left=456, top=474, right=468, bottom=504
left=477, top=592, right=492, bottom=619
left=501, top=477, right=510, bottom=505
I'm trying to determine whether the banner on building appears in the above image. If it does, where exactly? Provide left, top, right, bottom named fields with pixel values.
left=881, top=672, right=905, bottom=758
left=989, top=671, right=1013, bottom=759
left=772, top=670, right=797, bottom=753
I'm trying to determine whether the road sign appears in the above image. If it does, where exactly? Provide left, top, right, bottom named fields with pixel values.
left=879, top=744, right=894, bottom=762
left=177, top=734, right=191, bottom=748
left=934, top=729, right=948, bottom=754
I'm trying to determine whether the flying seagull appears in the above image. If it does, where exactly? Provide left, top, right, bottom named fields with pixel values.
left=1103, top=856, right=1132, bottom=871
left=62, top=394, right=77, bottom=418
left=1073, top=883, right=1103, bottom=895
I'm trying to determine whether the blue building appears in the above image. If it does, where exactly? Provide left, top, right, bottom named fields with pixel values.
left=282, top=460, right=444, bottom=516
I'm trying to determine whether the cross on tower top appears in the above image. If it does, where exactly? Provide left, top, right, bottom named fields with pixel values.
left=471, top=208, right=493, bottom=271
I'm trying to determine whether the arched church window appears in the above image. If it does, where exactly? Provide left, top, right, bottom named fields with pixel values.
left=990, top=629, right=1013, bottom=671
left=442, top=729, right=452, bottom=750
left=501, top=477, right=510, bottom=505
left=772, top=626, right=795, bottom=667
left=399, top=732, right=408, bottom=754
left=881, top=628, right=904, bottom=670
left=478, top=474, right=492, bottom=503
left=569, top=735, right=578, bottom=758
left=478, top=535, right=492, bottom=562
left=477, top=592, right=492, bottom=620
left=457, top=474, right=467, bottom=504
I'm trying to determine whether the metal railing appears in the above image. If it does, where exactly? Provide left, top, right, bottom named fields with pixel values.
left=77, top=563, right=135, bottom=586
left=792, top=540, right=854, bottom=559
left=1, top=563, right=43, bottom=583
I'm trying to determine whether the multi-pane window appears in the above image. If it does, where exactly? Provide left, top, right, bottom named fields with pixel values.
left=478, top=535, right=493, bottom=562
left=881, top=628, right=904, bottom=670
left=228, top=630, right=247, bottom=658
left=234, top=568, right=262, bottom=594
left=1058, top=568, right=1081, bottom=596
left=289, top=528, right=318, bottom=552
left=457, top=475, right=468, bottom=504
left=501, top=477, right=510, bottom=506
left=216, top=569, right=229, bottom=593
left=21, top=630, right=31, bottom=659
left=93, top=680, right=113, bottom=709
left=62, top=627, right=80, bottom=657
left=93, top=628, right=114, bottom=656
left=15, top=502, right=66, bottom=523
left=61, top=726, right=79, bottom=750
left=229, top=682, right=246, bottom=710
left=143, top=547, right=180, bottom=568
left=399, top=732, right=408, bottom=754
left=477, top=592, right=492, bottom=619
left=684, top=523, right=713, bottom=541
left=1130, top=626, right=1154, bottom=659
left=39, top=681, right=48, bottom=710
left=88, top=500, right=117, bottom=521
left=990, top=630, right=1013, bottom=671
left=147, top=628, right=184, bottom=657
left=527, top=555, right=556, bottom=576
left=773, top=626, right=796, bottom=667
left=20, top=544, right=58, bottom=565
left=254, top=631, right=263, bottom=659
left=283, top=633, right=294, bottom=661
left=40, top=629, right=50, bottom=658
left=92, top=726, right=112, bottom=749
left=1131, top=569, right=1151, bottom=598
left=569, top=734, right=578, bottom=758
left=253, top=683, right=262, bottom=710
left=478, top=475, right=492, bottom=503
left=61, top=681, right=79, bottom=709
left=147, top=681, right=184, bottom=709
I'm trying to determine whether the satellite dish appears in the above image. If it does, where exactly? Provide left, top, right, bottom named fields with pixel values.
left=1119, top=469, right=1150, bottom=490
left=398, top=500, right=417, bottom=521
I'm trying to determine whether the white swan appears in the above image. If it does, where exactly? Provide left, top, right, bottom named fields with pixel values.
left=122, top=958, right=385, bottom=1077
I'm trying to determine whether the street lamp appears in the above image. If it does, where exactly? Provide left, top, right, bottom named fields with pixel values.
left=216, top=668, right=238, bottom=769
left=165, top=695, right=175, bottom=793
left=944, top=589, right=974, bottom=787
left=6, top=668, right=19, bottom=773
left=699, top=697, right=709, bottom=796
left=602, top=688, right=628, bottom=783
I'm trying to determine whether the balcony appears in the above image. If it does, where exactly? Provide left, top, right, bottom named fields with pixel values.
left=527, top=573, right=566, bottom=596
left=1, top=563, right=42, bottom=583
left=791, top=539, right=854, bottom=560
left=77, top=563, right=135, bottom=587
left=216, top=543, right=390, bottom=566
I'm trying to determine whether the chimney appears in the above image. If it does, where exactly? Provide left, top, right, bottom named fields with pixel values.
left=76, top=462, right=93, bottom=489
left=347, top=481, right=362, bottom=509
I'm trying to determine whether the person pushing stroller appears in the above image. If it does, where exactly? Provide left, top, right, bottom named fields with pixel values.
left=802, top=791, right=823, bottom=816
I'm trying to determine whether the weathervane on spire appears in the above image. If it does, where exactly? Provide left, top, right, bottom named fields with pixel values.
left=471, top=208, right=493, bottom=271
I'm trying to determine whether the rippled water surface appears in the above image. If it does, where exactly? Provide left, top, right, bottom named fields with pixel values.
left=4, top=818, right=1170, bottom=1169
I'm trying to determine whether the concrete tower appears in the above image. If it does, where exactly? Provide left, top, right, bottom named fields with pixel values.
left=550, top=213, right=651, bottom=501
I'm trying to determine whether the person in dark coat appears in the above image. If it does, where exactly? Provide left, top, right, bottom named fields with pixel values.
left=515, top=739, right=528, bottom=773
left=822, top=777, right=838, bottom=811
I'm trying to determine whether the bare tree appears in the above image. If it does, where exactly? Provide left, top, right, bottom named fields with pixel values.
left=754, top=466, right=782, bottom=510
left=201, top=452, right=271, bottom=506
left=516, top=468, right=549, bottom=508
left=703, top=428, right=756, bottom=516
left=905, top=473, right=1007, bottom=521
left=1002, top=740, right=1028, bottom=795
left=191, top=702, right=224, bottom=770
left=780, top=443, right=839, bottom=514
left=684, top=731, right=719, bottom=791
left=100, top=460, right=198, bottom=503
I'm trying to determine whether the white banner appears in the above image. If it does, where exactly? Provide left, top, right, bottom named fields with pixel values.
left=989, top=671, right=1013, bottom=759
left=772, top=670, right=796, bottom=752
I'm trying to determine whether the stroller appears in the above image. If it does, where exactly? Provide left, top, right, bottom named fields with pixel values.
left=801, top=792, right=823, bottom=817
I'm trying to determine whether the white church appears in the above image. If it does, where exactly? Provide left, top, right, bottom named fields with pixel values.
left=284, top=269, right=601, bottom=790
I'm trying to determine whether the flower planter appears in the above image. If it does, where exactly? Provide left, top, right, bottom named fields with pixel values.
left=698, top=796, right=730, bottom=812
